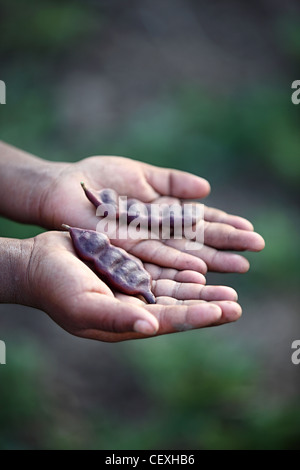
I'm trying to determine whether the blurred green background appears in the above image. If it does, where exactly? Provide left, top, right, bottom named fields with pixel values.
left=0, top=0, right=300, bottom=449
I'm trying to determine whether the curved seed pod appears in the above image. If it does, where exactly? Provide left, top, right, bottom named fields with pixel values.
left=62, top=224, right=156, bottom=304
left=81, top=183, right=200, bottom=228
left=81, top=183, right=119, bottom=216
left=126, top=199, right=200, bottom=227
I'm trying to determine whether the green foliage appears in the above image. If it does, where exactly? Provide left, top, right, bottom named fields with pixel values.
left=0, top=218, right=44, bottom=239
left=106, top=86, right=300, bottom=186
left=0, top=68, right=57, bottom=156
left=245, top=207, right=300, bottom=290
left=0, top=339, right=46, bottom=449
left=0, top=0, right=299, bottom=451
left=2, top=333, right=299, bottom=449
left=0, top=0, right=96, bottom=56
left=124, top=333, right=300, bottom=449
left=276, top=16, right=300, bottom=60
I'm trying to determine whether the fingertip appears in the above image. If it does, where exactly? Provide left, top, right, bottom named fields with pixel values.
left=89, top=298, right=160, bottom=335
left=185, top=256, right=207, bottom=276
left=246, top=221, right=254, bottom=231
left=200, top=260, right=208, bottom=275
left=234, top=302, right=243, bottom=320
left=134, top=319, right=158, bottom=335
left=178, top=173, right=211, bottom=199
left=132, top=306, right=159, bottom=334
left=193, top=272, right=207, bottom=285
left=252, top=233, right=265, bottom=251
left=222, top=286, right=239, bottom=301
left=208, top=303, right=223, bottom=322
left=237, top=256, right=250, bottom=273
left=200, top=178, right=211, bottom=198
left=238, top=219, right=254, bottom=231
left=211, top=300, right=243, bottom=325
left=223, top=301, right=243, bottom=322
left=232, top=288, right=238, bottom=302
left=225, top=215, right=255, bottom=231
left=175, top=270, right=206, bottom=285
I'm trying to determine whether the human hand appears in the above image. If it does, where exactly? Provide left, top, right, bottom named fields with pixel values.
left=39, top=155, right=264, bottom=274
left=25, top=231, right=242, bottom=342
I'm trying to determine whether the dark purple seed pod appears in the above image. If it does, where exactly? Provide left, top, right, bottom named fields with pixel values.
left=125, top=198, right=156, bottom=227
left=81, top=183, right=119, bottom=216
left=81, top=183, right=200, bottom=228
left=62, top=224, right=156, bottom=304
left=126, top=198, right=200, bottom=228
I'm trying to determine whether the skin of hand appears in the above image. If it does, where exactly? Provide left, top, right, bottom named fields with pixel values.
left=0, top=144, right=261, bottom=341
left=37, top=155, right=265, bottom=273
left=18, top=231, right=242, bottom=342
left=0, top=142, right=265, bottom=274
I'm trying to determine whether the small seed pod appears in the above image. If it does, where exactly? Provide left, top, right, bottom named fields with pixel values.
left=62, top=224, right=156, bottom=304
left=81, top=183, right=200, bottom=228
left=81, top=183, right=119, bottom=217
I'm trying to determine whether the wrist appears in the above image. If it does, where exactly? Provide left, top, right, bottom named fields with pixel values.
left=0, top=141, right=65, bottom=226
left=0, top=237, right=34, bottom=305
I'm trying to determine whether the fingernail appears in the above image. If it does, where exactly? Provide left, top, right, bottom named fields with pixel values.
left=134, top=320, right=157, bottom=335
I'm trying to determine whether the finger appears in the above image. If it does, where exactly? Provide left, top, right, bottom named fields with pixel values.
left=129, top=239, right=207, bottom=274
left=164, top=238, right=250, bottom=273
left=199, top=245, right=250, bottom=272
left=144, top=164, right=211, bottom=199
left=71, top=293, right=159, bottom=335
left=73, top=299, right=241, bottom=342
left=75, top=298, right=222, bottom=341
left=152, top=280, right=238, bottom=301
left=204, top=206, right=254, bottom=231
left=78, top=296, right=241, bottom=340
left=144, top=263, right=206, bottom=284
left=104, top=295, right=222, bottom=332
left=203, top=222, right=265, bottom=251
left=209, top=300, right=243, bottom=325
left=154, top=299, right=242, bottom=327
left=148, top=302, right=222, bottom=333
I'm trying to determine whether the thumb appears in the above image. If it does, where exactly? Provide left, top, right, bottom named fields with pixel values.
left=72, top=293, right=159, bottom=335
left=143, top=164, right=211, bottom=199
